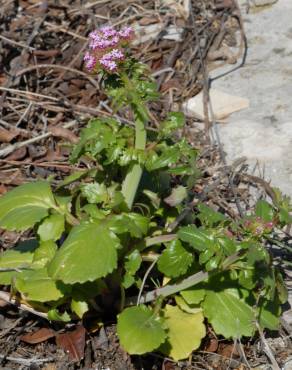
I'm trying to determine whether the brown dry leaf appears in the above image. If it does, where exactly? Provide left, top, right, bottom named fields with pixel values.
left=49, top=126, right=79, bottom=144
left=32, top=49, right=60, bottom=58
left=56, top=326, right=86, bottom=362
left=161, top=79, right=180, bottom=92
left=204, top=338, right=219, bottom=352
left=42, top=364, right=57, bottom=370
left=139, top=17, right=158, bottom=26
left=163, top=361, right=177, bottom=370
left=0, top=299, right=9, bottom=308
left=20, top=328, right=56, bottom=344
left=6, top=146, right=27, bottom=161
left=0, top=128, right=19, bottom=143
left=219, top=343, right=240, bottom=358
left=0, top=169, right=25, bottom=185
left=0, top=74, right=7, bottom=85
left=0, top=184, right=7, bottom=195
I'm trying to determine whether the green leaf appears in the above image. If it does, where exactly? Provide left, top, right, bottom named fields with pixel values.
left=202, top=290, right=255, bottom=338
left=164, top=186, right=187, bottom=207
left=258, top=300, right=280, bottom=331
left=255, top=200, right=274, bottom=222
left=37, top=214, right=65, bottom=242
left=71, top=299, right=89, bottom=319
left=143, top=190, right=161, bottom=209
left=175, top=296, right=203, bottom=314
left=178, top=226, right=214, bottom=252
left=15, top=268, right=65, bottom=302
left=48, top=308, right=71, bottom=322
left=0, top=181, right=56, bottom=231
left=146, top=146, right=181, bottom=171
left=33, top=240, right=57, bottom=268
left=159, top=112, right=185, bottom=137
left=0, top=239, right=38, bottom=284
left=123, top=250, right=142, bottom=289
left=181, top=286, right=206, bottom=305
left=108, top=213, right=149, bottom=238
left=279, top=208, right=292, bottom=224
left=82, top=205, right=108, bottom=220
left=127, top=213, right=149, bottom=237
left=197, top=204, right=226, bottom=227
left=238, top=269, right=256, bottom=289
left=117, top=305, right=166, bottom=355
left=48, top=222, right=120, bottom=284
left=57, top=169, right=96, bottom=188
left=157, top=240, right=193, bottom=278
left=81, top=182, right=108, bottom=204
left=160, top=305, right=205, bottom=361
left=70, top=118, right=116, bottom=163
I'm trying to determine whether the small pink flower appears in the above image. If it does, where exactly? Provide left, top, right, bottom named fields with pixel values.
left=108, top=49, right=124, bottom=60
left=100, top=26, right=117, bottom=38
left=85, top=25, right=134, bottom=73
left=99, top=57, right=118, bottom=72
left=119, top=26, right=133, bottom=40
left=84, top=52, right=97, bottom=70
left=90, top=35, right=119, bottom=50
left=89, top=30, right=99, bottom=40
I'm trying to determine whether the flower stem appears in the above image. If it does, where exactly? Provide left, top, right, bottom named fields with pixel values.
left=121, top=74, right=148, bottom=209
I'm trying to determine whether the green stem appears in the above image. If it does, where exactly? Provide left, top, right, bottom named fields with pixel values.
left=125, top=252, right=242, bottom=306
left=121, top=73, right=148, bottom=209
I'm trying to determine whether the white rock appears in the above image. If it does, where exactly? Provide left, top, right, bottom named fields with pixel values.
left=284, top=359, right=292, bottom=370
left=163, top=26, right=184, bottom=42
left=132, top=23, right=164, bottom=45
left=254, top=0, right=278, bottom=6
left=210, top=0, right=292, bottom=199
left=182, top=89, right=249, bottom=120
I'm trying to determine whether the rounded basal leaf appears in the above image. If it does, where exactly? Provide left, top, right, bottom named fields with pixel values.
left=157, top=240, right=193, bottom=278
left=0, top=240, right=38, bottom=284
left=48, top=222, right=119, bottom=284
left=202, top=290, right=255, bottom=338
left=160, top=305, right=206, bottom=361
left=15, top=268, right=65, bottom=302
left=117, top=306, right=166, bottom=355
left=0, top=181, right=56, bottom=231
left=37, top=214, right=65, bottom=242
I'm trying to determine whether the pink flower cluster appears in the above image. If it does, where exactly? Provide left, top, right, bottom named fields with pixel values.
left=84, top=25, right=134, bottom=73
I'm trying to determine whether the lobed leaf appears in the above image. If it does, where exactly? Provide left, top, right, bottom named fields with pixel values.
left=202, top=290, right=255, bottom=338
left=178, top=226, right=214, bottom=252
left=157, top=240, right=193, bottom=278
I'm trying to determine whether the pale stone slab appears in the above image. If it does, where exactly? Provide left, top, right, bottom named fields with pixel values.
left=182, top=89, right=249, bottom=120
